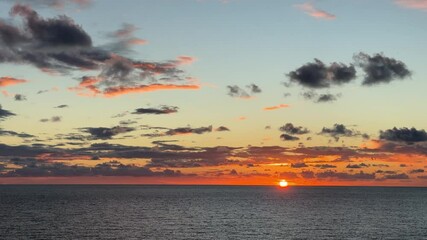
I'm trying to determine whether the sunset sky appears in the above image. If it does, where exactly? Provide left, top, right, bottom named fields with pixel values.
left=1, top=0, right=427, bottom=186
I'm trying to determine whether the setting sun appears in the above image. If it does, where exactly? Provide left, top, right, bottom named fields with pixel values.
left=279, top=180, right=288, bottom=187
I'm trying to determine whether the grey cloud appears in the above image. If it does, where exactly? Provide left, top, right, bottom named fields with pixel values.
left=81, top=126, right=135, bottom=140
left=287, top=59, right=356, bottom=89
left=279, top=123, right=310, bottom=135
left=40, top=116, right=61, bottom=122
left=316, top=93, right=338, bottom=103
left=227, top=84, right=261, bottom=98
left=0, top=5, right=194, bottom=97
left=3, top=161, right=185, bottom=177
left=55, top=104, right=68, bottom=108
left=165, top=126, right=212, bottom=136
left=0, top=105, right=15, bottom=120
left=143, top=125, right=214, bottom=138
left=280, top=134, right=300, bottom=141
left=133, top=106, right=178, bottom=115
left=314, top=164, right=336, bottom=169
left=354, top=52, right=411, bottom=85
left=379, top=127, right=427, bottom=143
left=247, top=84, right=261, bottom=93
left=14, top=94, right=26, bottom=101
left=320, top=124, right=361, bottom=141
left=346, top=163, right=369, bottom=169
left=302, top=91, right=340, bottom=103
left=11, top=4, right=92, bottom=48
left=5, top=0, right=93, bottom=10
left=0, top=129, right=35, bottom=138
left=409, top=169, right=424, bottom=174
left=316, top=170, right=376, bottom=180
left=383, top=173, right=410, bottom=180
left=215, top=126, right=230, bottom=132
left=290, top=162, right=308, bottom=168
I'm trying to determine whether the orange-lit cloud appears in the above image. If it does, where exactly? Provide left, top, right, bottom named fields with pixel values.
left=68, top=76, right=102, bottom=97
left=103, top=84, right=201, bottom=97
left=0, top=77, right=27, bottom=87
left=296, top=2, right=336, bottom=20
left=176, top=56, right=197, bottom=65
left=263, top=104, right=290, bottom=111
left=127, top=38, right=148, bottom=45
left=395, top=0, right=427, bottom=10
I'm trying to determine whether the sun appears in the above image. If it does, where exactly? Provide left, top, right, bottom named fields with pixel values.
left=279, top=180, right=288, bottom=187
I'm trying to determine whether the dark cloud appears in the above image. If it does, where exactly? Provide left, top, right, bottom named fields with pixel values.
left=54, top=104, right=68, bottom=108
left=3, top=161, right=185, bottom=177
left=227, top=84, right=261, bottom=98
left=14, top=94, right=27, bottom=101
left=132, top=106, right=178, bottom=115
left=0, top=5, right=196, bottom=97
left=119, top=120, right=137, bottom=126
left=247, top=84, right=262, bottom=93
left=287, top=59, right=356, bottom=89
left=0, top=129, right=35, bottom=138
left=11, top=4, right=92, bottom=47
left=346, top=163, right=369, bottom=169
left=0, top=105, right=15, bottom=120
left=279, top=123, right=310, bottom=135
left=5, top=0, right=93, bottom=10
left=313, top=164, right=336, bottom=169
left=379, top=127, right=427, bottom=143
left=290, top=162, right=308, bottom=168
left=280, top=134, right=300, bottom=141
left=0, top=143, right=56, bottom=157
left=354, top=52, right=411, bottom=85
left=215, top=126, right=230, bottom=132
left=142, top=125, right=214, bottom=138
left=316, top=93, right=338, bottom=103
left=372, top=164, right=389, bottom=168
left=320, top=124, right=361, bottom=141
left=316, top=170, right=376, bottom=180
left=383, top=173, right=410, bottom=180
left=409, top=169, right=424, bottom=174
left=51, top=116, right=61, bottom=122
left=81, top=126, right=135, bottom=140
left=40, top=116, right=62, bottom=123
left=301, top=91, right=340, bottom=103
left=165, top=126, right=212, bottom=136
left=376, top=170, right=397, bottom=174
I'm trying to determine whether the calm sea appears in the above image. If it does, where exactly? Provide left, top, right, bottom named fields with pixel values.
left=0, top=185, right=426, bottom=239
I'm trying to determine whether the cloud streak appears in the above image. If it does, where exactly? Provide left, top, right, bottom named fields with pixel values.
left=296, top=2, right=336, bottom=20
left=395, top=0, right=427, bottom=11
left=0, top=77, right=27, bottom=87
left=263, top=104, right=289, bottom=111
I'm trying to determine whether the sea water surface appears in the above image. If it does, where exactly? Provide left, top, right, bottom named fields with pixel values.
left=0, top=185, right=426, bottom=239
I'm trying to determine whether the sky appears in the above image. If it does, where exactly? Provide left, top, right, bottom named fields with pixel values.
left=0, top=0, right=427, bottom=186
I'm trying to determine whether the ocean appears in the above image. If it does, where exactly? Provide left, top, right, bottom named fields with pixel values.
left=0, top=185, right=426, bottom=239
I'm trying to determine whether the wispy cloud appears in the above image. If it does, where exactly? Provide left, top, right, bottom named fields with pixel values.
left=263, top=104, right=289, bottom=111
left=296, top=2, right=336, bottom=20
left=0, top=77, right=27, bottom=87
left=395, top=0, right=427, bottom=11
